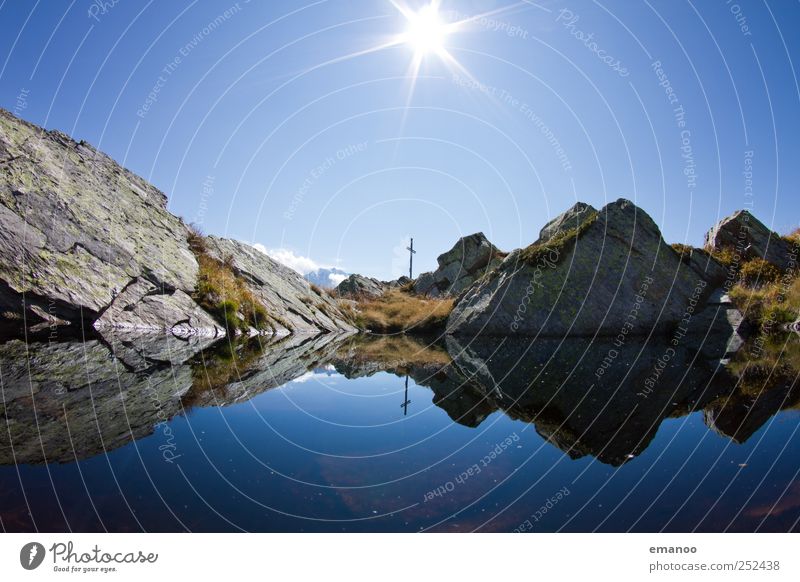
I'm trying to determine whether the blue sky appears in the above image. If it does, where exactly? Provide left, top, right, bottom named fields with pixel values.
left=1, top=0, right=798, bottom=280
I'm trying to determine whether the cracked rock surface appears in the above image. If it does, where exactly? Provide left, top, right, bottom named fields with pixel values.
left=0, top=109, right=354, bottom=336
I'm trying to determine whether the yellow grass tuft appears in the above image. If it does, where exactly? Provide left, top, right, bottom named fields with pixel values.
left=355, top=290, right=454, bottom=333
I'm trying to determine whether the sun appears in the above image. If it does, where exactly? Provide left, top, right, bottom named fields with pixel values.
left=402, top=4, right=449, bottom=55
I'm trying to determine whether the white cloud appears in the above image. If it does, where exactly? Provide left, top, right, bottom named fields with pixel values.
left=328, top=272, right=347, bottom=286
left=289, top=369, right=341, bottom=384
left=253, top=245, right=323, bottom=275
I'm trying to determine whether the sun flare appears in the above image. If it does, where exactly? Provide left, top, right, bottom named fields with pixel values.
left=403, top=4, right=448, bottom=55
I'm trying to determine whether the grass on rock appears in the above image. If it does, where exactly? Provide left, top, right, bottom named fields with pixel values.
left=187, top=224, right=275, bottom=334
left=720, top=233, right=800, bottom=332
left=520, top=211, right=598, bottom=267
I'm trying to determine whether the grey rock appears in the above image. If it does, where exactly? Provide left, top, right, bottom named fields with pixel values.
left=704, top=209, right=793, bottom=270
left=0, top=109, right=351, bottom=336
left=93, top=277, right=225, bottom=337
left=537, top=201, right=597, bottom=243
left=204, top=237, right=355, bottom=334
left=414, top=232, right=504, bottom=297
left=447, top=199, right=729, bottom=337
left=386, top=275, right=411, bottom=289
left=336, top=273, right=387, bottom=298
left=0, top=108, right=200, bottom=326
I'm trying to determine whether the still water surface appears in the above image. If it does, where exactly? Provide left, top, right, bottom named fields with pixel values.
left=1, top=331, right=798, bottom=532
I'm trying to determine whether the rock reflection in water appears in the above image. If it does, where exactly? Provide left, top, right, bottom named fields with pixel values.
left=0, top=330, right=797, bottom=468
left=326, top=333, right=797, bottom=466
left=0, top=330, right=352, bottom=465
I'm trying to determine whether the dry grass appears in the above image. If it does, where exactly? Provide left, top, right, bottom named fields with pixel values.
left=343, top=334, right=452, bottom=367
left=187, top=223, right=208, bottom=255
left=355, top=290, right=454, bottom=333
left=706, top=245, right=737, bottom=267
left=729, top=275, right=799, bottom=332
left=738, top=257, right=782, bottom=286
left=186, top=224, right=274, bottom=334
left=707, top=224, right=798, bottom=332
left=782, top=227, right=800, bottom=246
left=520, top=211, right=598, bottom=267
left=195, top=253, right=272, bottom=333
left=670, top=243, right=694, bottom=264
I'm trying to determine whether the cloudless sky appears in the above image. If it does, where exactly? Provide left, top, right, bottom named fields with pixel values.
left=1, top=0, right=798, bottom=279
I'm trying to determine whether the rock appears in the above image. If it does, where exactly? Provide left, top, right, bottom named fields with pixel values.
left=336, top=273, right=388, bottom=298
left=414, top=232, right=504, bottom=297
left=93, top=277, right=225, bottom=337
left=537, top=202, right=597, bottom=243
left=386, top=275, right=411, bottom=289
left=0, top=109, right=350, bottom=337
left=0, top=108, right=199, bottom=327
left=204, top=236, right=355, bottom=334
left=704, top=209, right=793, bottom=270
left=447, top=199, right=730, bottom=337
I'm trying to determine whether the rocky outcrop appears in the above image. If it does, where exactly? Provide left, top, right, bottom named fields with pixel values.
left=537, top=202, right=596, bottom=243
left=704, top=209, right=793, bottom=270
left=204, top=237, right=355, bottom=334
left=336, top=274, right=388, bottom=298
left=447, top=199, right=732, bottom=337
left=93, top=278, right=225, bottom=336
left=0, top=108, right=199, bottom=329
left=335, top=273, right=411, bottom=298
left=0, top=109, right=352, bottom=336
left=414, top=232, right=504, bottom=297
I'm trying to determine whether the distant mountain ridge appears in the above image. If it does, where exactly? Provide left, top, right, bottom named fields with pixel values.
left=304, top=267, right=349, bottom=288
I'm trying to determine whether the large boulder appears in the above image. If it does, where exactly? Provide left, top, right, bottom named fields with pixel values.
left=414, top=232, right=504, bottom=297
left=93, top=278, right=225, bottom=337
left=704, top=209, right=793, bottom=270
left=537, top=201, right=597, bottom=243
left=204, top=237, right=355, bottom=334
left=336, top=273, right=388, bottom=298
left=0, top=108, right=200, bottom=328
left=0, top=109, right=351, bottom=337
left=447, top=199, right=731, bottom=337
